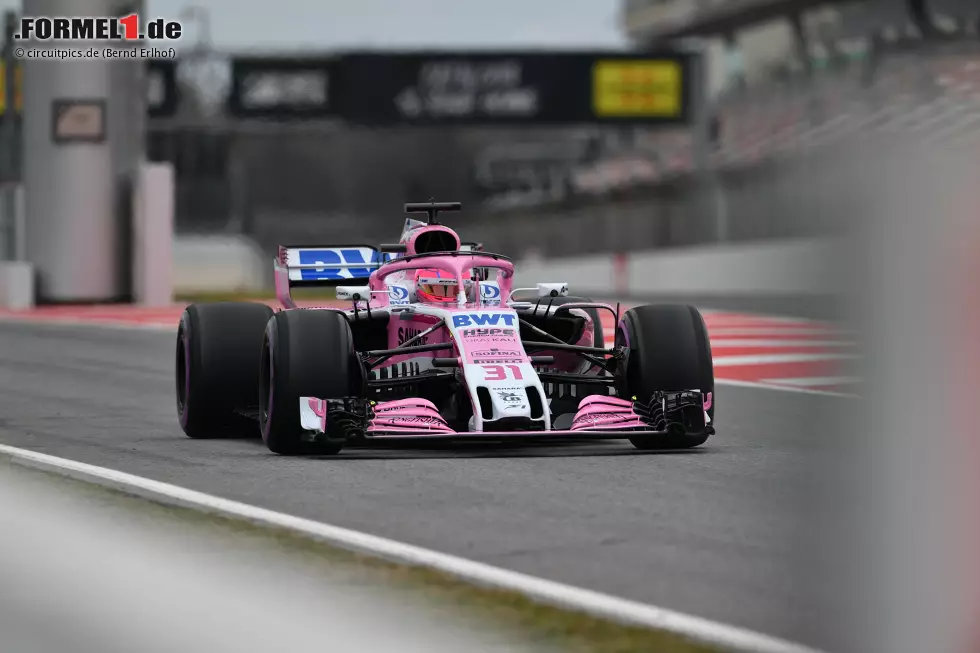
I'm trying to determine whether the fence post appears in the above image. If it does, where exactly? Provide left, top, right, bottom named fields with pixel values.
left=1, top=11, right=18, bottom=261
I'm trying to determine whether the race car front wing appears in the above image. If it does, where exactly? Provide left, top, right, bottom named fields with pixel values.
left=299, top=391, right=712, bottom=444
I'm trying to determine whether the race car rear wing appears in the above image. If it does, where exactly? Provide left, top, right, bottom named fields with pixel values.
left=274, top=241, right=481, bottom=290
left=275, top=244, right=396, bottom=289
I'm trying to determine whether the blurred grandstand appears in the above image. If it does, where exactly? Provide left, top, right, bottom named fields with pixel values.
left=5, top=0, right=977, bottom=263
left=149, top=0, right=976, bottom=258
left=480, top=0, right=980, bottom=203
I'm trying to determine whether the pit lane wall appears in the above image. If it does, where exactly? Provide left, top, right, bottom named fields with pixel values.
left=511, top=237, right=848, bottom=320
left=173, top=234, right=269, bottom=294
left=0, top=231, right=268, bottom=308
left=513, top=238, right=842, bottom=295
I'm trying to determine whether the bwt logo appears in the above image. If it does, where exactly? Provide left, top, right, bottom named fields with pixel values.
left=452, top=313, right=516, bottom=328
left=298, top=249, right=392, bottom=280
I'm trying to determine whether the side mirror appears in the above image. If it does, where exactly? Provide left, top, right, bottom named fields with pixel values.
left=336, top=285, right=372, bottom=302
left=536, top=282, right=569, bottom=298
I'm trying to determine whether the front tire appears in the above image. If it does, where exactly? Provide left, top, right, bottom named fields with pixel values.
left=615, top=304, right=714, bottom=450
left=260, top=310, right=365, bottom=455
left=176, top=302, right=274, bottom=439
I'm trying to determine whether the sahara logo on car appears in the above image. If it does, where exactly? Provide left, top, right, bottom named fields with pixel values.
left=398, top=327, right=428, bottom=345
left=492, top=387, right=527, bottom=410
left=495, top=388, right=525, bottom=405
left=452, top=313, right=517, bottom=328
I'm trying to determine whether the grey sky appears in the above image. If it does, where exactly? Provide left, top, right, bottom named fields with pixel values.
left=2, top=1, right=626, bottom=50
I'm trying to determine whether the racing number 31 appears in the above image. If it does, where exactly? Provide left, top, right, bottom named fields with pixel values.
left=482, top=364, right=523, bottom=380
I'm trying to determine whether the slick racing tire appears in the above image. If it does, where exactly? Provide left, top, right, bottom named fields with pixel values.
left=176, top=302, right=274, bottom=439
left=552, top=295, right=605, bottom=347
left=260, top=309, right=365, bottom=456
left=615, top=304, right=714, bottom=450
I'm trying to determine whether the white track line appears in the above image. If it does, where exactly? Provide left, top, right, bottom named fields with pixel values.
left=702, top=312, right=824, bottom=325
left=712, top=353, right=857, bottom=367
left=0, top=316, right=174, bottom=331
left=0, top=443, right=821, bottom=653
left=712, top=378, right=859, bottom=398
left=706, top=328, right=849, bottom=337
left=761, top=377, right=862, bottom=387
left=708, top=339, right=854, bottom=348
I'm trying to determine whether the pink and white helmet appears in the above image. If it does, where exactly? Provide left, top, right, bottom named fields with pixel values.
left=414, top=269, right=457, bottom=303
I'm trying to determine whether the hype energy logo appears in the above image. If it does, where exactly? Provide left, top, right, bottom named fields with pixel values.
left=14, top=15, right=182, bottom=41
left=452, top=313, right=517, bottom=328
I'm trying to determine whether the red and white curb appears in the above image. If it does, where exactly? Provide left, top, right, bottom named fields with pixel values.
left=600, top=310, right=858, bottom=397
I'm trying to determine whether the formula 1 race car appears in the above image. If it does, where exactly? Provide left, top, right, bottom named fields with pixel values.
left=175, top=201, right=715, bottom=455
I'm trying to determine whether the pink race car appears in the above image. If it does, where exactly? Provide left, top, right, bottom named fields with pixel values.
left=175, top=201, right=715, bottom=455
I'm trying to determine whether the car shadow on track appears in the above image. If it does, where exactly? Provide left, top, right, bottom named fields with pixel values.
left=168, top=434, right=716, bottom=460
left=296, top=441, right=716, bottom=461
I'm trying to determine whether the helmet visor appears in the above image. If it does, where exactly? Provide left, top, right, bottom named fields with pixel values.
left=417, top=274, right=457, bottom=300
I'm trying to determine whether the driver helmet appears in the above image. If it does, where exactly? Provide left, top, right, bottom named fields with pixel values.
left=415, top=269, right=458, bottom=303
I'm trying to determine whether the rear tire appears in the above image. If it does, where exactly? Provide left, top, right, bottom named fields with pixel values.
left=176, top=302, right=274, bottom=439
left=259, top=310, right=365, bottom=455
left=615, top=304, right=714, bottom=450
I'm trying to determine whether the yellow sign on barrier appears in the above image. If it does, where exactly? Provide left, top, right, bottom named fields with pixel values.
left=592, top=59, right=682, bottom=119
left=0, top=60, right=24, bottom=115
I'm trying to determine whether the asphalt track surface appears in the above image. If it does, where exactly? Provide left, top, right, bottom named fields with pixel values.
left=0, top=319, right=850, bottom=651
